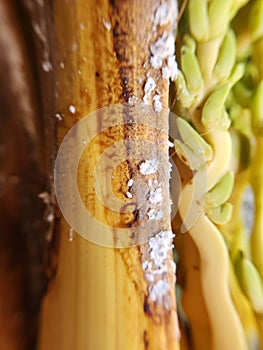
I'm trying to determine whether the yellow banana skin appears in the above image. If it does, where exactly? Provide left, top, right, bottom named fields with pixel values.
left=38, top=1, right=181, bottom=350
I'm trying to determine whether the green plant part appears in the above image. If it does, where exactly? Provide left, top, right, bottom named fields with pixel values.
left=250, top=81, right=263, bottom=134
left=213, top=29, right=237, bottom=81
left=206, top=202, right=234, bottom=225
left=201, top=83, right=232, bottom=128
left=173, top=139, right=206, bottom=171
left=235, top=252, right=263, bottom=314
left=249, top=0, right=263, bottom=42
left=206, top=172, right=235, bottom=208
left=188, top=0, right=209, bottom=42
left=176, top=117, right=213, bottom=161
left=229, top=262, right=261, bottom=350
left=175, top=71, right=195, bottom=108
left=181, top=44, right=204, bottom=94
left=208, top=0, right=233, bottom=39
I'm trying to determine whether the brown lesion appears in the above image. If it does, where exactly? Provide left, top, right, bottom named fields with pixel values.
left=143, top=330, right=150, bottom=349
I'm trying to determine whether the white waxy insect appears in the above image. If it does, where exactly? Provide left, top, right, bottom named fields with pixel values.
left=69, top=227, right=73, bottom=242
left=125, top=191, right=133, bottom=199
left=127, top=179, right=133, bottom=187
left=69, top=105, right=76, bottom=114
left=140, top=159, right=158, bottom=175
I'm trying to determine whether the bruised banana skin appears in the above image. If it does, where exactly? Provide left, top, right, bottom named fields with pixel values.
left=179, top=129, right=248, bottom=350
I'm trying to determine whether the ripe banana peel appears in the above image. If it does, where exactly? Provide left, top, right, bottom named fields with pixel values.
left=36, top=1, right=263, bottom=350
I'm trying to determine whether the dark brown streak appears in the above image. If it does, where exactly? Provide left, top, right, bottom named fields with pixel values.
left=143, top=330, right=149, bottom=349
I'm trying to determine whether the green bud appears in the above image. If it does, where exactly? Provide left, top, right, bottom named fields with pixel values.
left=228, top=63, right=246, bottom=86
left=207, top=172, right=235, bottom=207
left=202, top=83, right=231, bottom=127
left=214, top=29, right=236, bottom=81
left=175, top=71, right=195, bottom=108
left=183, top=34, right=196, bottom=53
left=181, top=45, right=204, bottom=94
left=176, top=117, right=213, bottom=161
left=206, top=202, right=233, bottom=225
left=230, top=106, right=253, bottom=137
left=189, top=0, right=209, bottom=41
left=235, top=252, right=263, bottom=314
left=208, top=0, right=232, bottom=39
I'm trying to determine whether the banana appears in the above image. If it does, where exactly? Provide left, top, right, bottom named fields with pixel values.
left=38, top=1, right=181, bottom=350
